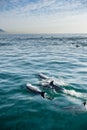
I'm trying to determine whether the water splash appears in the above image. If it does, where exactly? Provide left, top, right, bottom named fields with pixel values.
left=63, top=89, right=87, bottom=99
left=52, top=77, right=68, bottom=86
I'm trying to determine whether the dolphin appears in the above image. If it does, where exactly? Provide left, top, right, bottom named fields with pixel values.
left=38, top=73, right=49, bottom=80
left=38, top=73, right=67, bottom=86
left=26, top=83, right=45, bottom=98
left=83, top=101, right=87, bottom=110
left=48, top=80, right=64, bottom=92
left=83, top=101, right=86, bottom=106
left=64, top=101, right=87, bottom=112
left=38, top=73, right=54, bottom=86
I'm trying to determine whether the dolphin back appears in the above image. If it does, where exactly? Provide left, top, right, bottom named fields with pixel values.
left=26, top=83, right=45, bottom=98
left=38, top=73, right=49, bottom=80
left=26, top=83, right=41, bottom=93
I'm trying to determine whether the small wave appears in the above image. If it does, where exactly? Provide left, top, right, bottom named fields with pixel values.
left=0, top=42, right=12, bottom=47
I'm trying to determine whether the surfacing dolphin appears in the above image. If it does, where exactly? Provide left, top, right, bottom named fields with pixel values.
left=49, top=80, right=64, bottom=92
left=64, top=101, right=87, bottom=113
left=26, top=83, right=45, bottom=98
left=26, top=83, right=53, bottom=100
left=38, top=73, right=50, bottom=80
left=41, top=80, right=64, bottom=93
left=83, top=101, right=87, bottom=110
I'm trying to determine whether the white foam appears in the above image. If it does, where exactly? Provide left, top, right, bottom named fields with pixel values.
left=63, top=89, right=82, bottom=97
left=52, top=78, right=68, bottom=86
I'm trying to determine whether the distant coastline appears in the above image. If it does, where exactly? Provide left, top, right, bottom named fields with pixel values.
left=0, top=28, right=6, bottom=33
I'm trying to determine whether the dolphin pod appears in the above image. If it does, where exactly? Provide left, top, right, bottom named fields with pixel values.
left=38, top=73, right=64, bottom=92
left=26, top=73, right=87, bottom=111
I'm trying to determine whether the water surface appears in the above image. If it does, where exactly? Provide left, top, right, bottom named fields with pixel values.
left=0, top=34, right=87, bottom=130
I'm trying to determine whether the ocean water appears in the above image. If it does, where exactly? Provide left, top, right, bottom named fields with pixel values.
left=0, top=34, right=87, bottom=130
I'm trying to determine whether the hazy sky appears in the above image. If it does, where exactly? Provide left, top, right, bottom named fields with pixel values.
left=0, top=0, right=87, bottom=34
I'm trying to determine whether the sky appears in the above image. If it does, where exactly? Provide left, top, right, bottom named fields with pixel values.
left=0, top=0, right=87, bottom=34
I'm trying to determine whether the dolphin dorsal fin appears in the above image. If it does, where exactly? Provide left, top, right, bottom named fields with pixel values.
left=41, top=92, right=45, bottom=98
left=83, top=101, right=86, bottom=106
left=49, top=81, right=54, bottom=86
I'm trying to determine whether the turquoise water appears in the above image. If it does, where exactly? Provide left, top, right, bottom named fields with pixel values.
left=0, top=34, right=87, bottom=130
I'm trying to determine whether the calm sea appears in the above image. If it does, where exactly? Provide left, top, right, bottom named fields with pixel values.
left=0, top=34, right=87, bottom=130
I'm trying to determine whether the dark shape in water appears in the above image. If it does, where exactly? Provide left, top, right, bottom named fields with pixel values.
left=83, top=101, right=86, bottom=106
left=76, top=44, right=80, bottom=47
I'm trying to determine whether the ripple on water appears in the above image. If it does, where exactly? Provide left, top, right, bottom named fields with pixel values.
left=0, top=34, right=87, bottom=130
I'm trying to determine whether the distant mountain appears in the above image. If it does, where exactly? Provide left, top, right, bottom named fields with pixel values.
left=0, top=29, right=5, bottom=33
